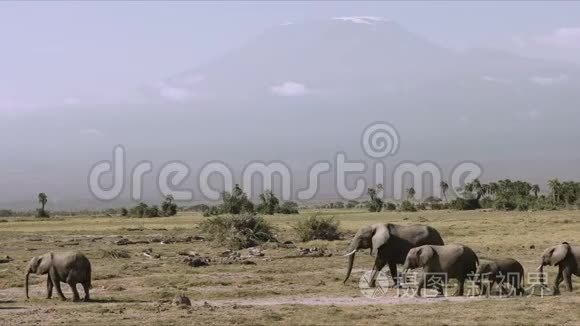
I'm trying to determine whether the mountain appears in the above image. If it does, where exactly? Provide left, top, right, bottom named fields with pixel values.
left=1, top=17, right=579, bottom=209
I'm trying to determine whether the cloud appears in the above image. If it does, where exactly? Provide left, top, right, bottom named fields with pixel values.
left=481, top=76, right=512, bottom=84
left=157, top=83, right=195, bottom=102
left=536, top=27, right=580, bottom=49
left=270, top=81, right=309, bottom=97
left=332, top=16, right=388, bottom=25
left=529, top=74, right=568, bottom=86
left=79, top=128, right=103, bottom=136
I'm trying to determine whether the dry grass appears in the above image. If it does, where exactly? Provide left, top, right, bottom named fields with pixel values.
left=0, top=209, right=579, bottom=325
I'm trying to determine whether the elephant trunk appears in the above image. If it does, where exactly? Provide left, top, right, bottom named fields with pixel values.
left=25, top=271, right=30, bottom=299
left=537, top=263, right=545, bottom=284
left=343, top=239, right=360, bottom=284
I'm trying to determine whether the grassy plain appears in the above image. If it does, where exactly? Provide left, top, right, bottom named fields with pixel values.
left=0, top=209, right=579, bottom=325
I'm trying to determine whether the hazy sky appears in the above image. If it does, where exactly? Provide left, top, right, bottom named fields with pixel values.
left=1, top=1, right=580, bottom=111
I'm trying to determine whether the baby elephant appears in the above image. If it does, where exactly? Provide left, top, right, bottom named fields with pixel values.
left=476, top=258, right=525, bottom=296
left=25, top=251, right=92, bottom=302
left=402, top=244, right=479, bottom=297
left=537, top=242, right=580, bottom=294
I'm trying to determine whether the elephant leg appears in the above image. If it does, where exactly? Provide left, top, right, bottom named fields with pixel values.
left=454, top=277, right=465, bottom=296
left=46, top=276, right=53, bottom=299
left=50, top=271, right=67, bottom=301
left=553, top=267, right=563, bottom=295
left=388, top=262, right=400, bottom=287
left=369, top=257, right=387, bottom=288
left=68, top=282, right=81, bottom=302
left=414, top=276, right=425, bottom=297
left=81, top=282, right=91, bottom=302
left=563, top=268, right=573, bottom=292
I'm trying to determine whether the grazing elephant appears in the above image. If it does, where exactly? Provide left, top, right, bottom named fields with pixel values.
left=475, top=258, right=525, bottom=296
left=343, top=223, right=444, bottom=287
left=402, top=244, right=479, bottom=297
left=25, top=251, right=92, bottom=302
left=537, top=242, right=580, bottom=294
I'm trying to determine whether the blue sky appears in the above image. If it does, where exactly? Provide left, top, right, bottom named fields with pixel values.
left=1, top=1, right=579, bottom=110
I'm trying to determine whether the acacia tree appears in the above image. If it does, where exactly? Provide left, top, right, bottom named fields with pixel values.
left=531, top=184, right=540, bottom=198
left=37, top=193, right=49, bottom=218
left=367, top=184, right=384, bottom=212
left=406, top=187, right=416, bottom=201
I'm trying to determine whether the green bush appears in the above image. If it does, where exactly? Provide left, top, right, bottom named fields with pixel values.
left=36, top=209, right=50, bottom=218
left=430, top=202, right=444, bottom=210
left=346, top=200, right=359, bottom=209
left=120, top=208, right=129, bottom=216
left=385, top=202, right=397, bottom=211
left=294, top=215, right=341, bottom=242
left=200, top=214, right=276, bottom=249
left=0, top=210, right=13, bottom=217
left=202, top=205, right=222, bottom=217
left=277, top=201, right=299, bottom=214
left=399, top=200, right=417, bottom=212
left=450, top=198, right=481, bottom=210
left=416, top=203, right=427, bottom=210
left=221, top=185, right=255, bottom=215
left=161, top=195, right=178, bottom=216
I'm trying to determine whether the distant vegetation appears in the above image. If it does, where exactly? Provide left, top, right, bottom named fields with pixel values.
left=36, top=192, right=49, bottom=218
left=200, top=214, right=276, bottom=249
left=294, top=215, right=341, bottom=242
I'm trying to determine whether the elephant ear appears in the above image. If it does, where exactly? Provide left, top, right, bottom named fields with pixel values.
left=418, top=246, right=434, bottom=266
left=550, top=243, right=570, bottom=266
left=37, top=253, right=53, bottom=274
left=371, top=224, right=390, bottom=256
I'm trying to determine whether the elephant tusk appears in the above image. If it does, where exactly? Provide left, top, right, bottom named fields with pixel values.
left=536, top=264, right=544, bottom=271
left=343, top=249, right=357, bottom=257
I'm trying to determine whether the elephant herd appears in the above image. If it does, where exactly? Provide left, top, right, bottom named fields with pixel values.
left=343, top=223, right=580, bottom=296
left=22, top=223, right=579, bottom=302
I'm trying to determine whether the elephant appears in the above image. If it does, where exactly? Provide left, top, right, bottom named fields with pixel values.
left=25, top=251, right=92, bottom=302
left=475, top=258, right=525, bottom=296
left=402, top=244, right=479, bottom=297
left=343, top=223, right=444, bottom=287
left=537, top=242, right=580, bottom=294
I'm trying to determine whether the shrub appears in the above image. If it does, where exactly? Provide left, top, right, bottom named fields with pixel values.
left=416, top=203, right=427, bottom=210
left=120, top=208, right=129, bottom=217
left=385, top=202, right=397, bottom=211
left=294, top=215, right=341, bottom=242
left=222, top=185, right=254, bottom=215
left=36, top=209, right=50, bottom=218
left=399, top=200, right=417, bottom=212
left=430, top=202, right=444, bottom=210
left=202, top=205, right=222, bottom=217
left=200, top=214, right=276, bottom=249
left=333, top=201, right=345, bottom=209
left=161, top=195, right=178, bottom=217
left=277, top=201, right=299, bottom=214
left=493, top=198, right=517, bottom=211
left=367, top=199, right=384, bottom=212
left=146, top=205, right=160, bottom=217
left=0, top=209, right=13, bottom=217
left=256, top=190, right=279, bottom=215
left=450, top=198, right=481, bottom=210
left=346, top=200, right=359, bottom=209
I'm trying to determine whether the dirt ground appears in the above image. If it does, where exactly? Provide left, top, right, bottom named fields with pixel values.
left=1, top=209, right=579, bottom=325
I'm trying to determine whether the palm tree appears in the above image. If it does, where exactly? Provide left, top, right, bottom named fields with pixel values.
left=531, top=184, right=540, bottom=198
left=38, top=193, right=48, bottom=211
left=440, top=181, right=449, bottom=201
left=406, top=187, right=416, bottom=201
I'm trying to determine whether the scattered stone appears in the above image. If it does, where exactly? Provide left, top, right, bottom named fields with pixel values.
left=115, top=238, right=134, bottom=246
left=143, top=248, right=161, bottom=259
left=178, top=250, right=198, bottom=257
left=172, top=294, right=191, bottom=307
left=298, top=247, right=328, bottom=257
left=529, top=245, right=535, bottom=249
left=0, top=256, right=13, bottom=264
left=282, top=241, right=296, bottom=249
left=248, top=247, right=264, bottom=257
left=183, top=256, right=209, bottom=267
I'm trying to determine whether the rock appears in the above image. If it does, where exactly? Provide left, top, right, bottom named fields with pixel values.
left=178, top=250, right=198, bottom=257
left=298, top=247, right=326, bottom=257
left=529, top=244, right=535, bottom=249
left=282, top=241, right=296, bottom=249
left=115, top=238, right=134, bottom=246
left=172, top=294, right=191, bottom=307
left=248, top=247, right=264, bottom=257
left=0, top=256, right=13, bottom=264
left=183, top=256, right=209, bottom=267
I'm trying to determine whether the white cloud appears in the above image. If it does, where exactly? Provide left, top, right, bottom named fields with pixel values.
left=536, top=27, right=580, bottom=49
left=270, top=82, right=309, bottom=97
left=529, top=74, right=568, bottom=86
left=157, top=83, right=195, bottom=102
left=332, top=16, right=388, bottom=25
left=481, top=76, right=512, bottom=84
left=79, top=128, right=103, bottom=136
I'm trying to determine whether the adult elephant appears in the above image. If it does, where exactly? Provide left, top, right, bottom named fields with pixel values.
left=343, top=223, right=444, bottom=287
left=537, top=242, right=580, bottom=294
left=25, top=251, right=92, bottom=302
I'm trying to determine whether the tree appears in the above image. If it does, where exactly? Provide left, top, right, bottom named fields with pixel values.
left=367, top=184, right=384, bottom=212
left=439, top=181, right=449, bottom=201
left=221, top=184, right=254, bottom=214
left=36, top=193, right=49, bottom=218
left=257, top=190, right=280, bottom=215
left=531, top=184, right=540, bottom=198
left=120, top=208, right=129, bottom=216
left=406, top=187, right=416, bottom=201
left=548, top=179, right=561, bottom=204
left=161, top=195, right=178, bottom=217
